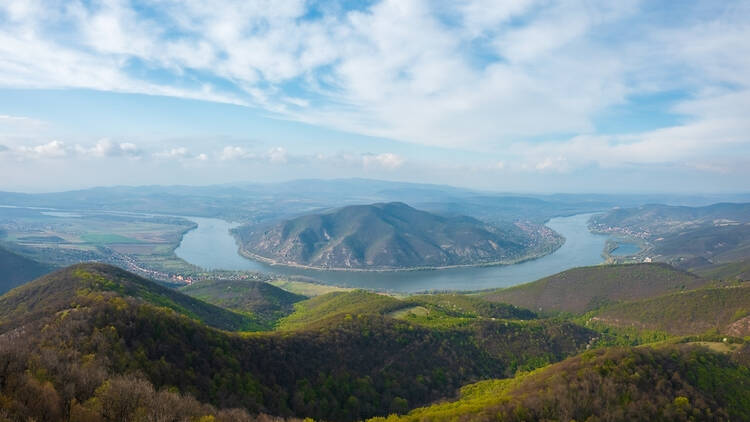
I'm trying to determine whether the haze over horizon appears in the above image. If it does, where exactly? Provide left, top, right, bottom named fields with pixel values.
left=2, top=0, right=749, bottom=193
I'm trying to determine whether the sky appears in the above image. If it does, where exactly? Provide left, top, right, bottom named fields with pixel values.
left=1, top=0, right=749, bottom=193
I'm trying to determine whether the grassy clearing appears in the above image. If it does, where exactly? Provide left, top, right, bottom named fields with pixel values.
left=268, top=279, right=353, bottom=297
left=388, top=305, right=430, bottom=319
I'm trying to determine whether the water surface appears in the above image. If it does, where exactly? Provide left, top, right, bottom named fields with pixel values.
left=175, top=213, right=609, bottom=292
left=610, top=242, right=641, bottom=256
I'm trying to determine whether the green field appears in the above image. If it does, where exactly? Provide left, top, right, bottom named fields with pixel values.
left=80, top=233, right=144, bottom=244
left=0, top=207, right=198, bottom=277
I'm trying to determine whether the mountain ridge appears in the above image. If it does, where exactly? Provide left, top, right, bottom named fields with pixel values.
left=233, top=202, right=556, bottom=270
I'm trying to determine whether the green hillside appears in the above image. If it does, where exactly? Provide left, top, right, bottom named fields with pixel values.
left=590, top=284, right=750, bottom=336
left=0, top=246, right=54, bottom=294
left=180, top=278, right=307, bottom=328
left=233, top=202, right=559, bottom=270
left=695, top=257, right=750, bottom=281
left=277, top=290, right=537, bottom=331
left=407, top=294, right=537, bottom=320
left=0, top=263, right=263, bottom=332
left=276, top=290, right=405, bottom=330
left=481, top=263, right=707, bottom=314
left=371, top=344, right=750, bottom=421
left=0, top=263, right=595, bottom=422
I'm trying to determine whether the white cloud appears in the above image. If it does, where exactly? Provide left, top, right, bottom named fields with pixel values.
left=267, top=147, right=288, bottom=164
left=362, top=152, right=405, bottom=169
left=77, top=139, right=142, bottom=158
left=218, top=146, right=254, bottom=161
left=17, top=140, right=68, bottom=158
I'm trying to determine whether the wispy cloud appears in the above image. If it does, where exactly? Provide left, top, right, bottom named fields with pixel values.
left=0, top=114, right=45, bottom=127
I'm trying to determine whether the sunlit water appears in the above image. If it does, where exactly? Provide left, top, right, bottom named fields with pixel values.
left=175, top=213, right=609, bottom=292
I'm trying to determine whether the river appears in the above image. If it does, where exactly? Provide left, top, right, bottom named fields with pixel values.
left=175, top=213, right=609, bottom=293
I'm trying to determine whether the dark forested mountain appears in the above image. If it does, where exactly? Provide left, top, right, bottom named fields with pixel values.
left=0, top=263, right=594, bottom=421
left=233, top=202, right=558, bottom=270
left=481, top=263, right=708, bottom=314
left=0, top=246, right=54, bottom=294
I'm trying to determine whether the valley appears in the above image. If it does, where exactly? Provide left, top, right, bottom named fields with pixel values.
left=2, top=182, right=750, bottom=421
left=3, top=4, right=748, bottom=420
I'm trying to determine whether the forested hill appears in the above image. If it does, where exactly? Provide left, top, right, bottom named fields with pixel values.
left=481, top=263, right=707, bottom=314
left=180, top=278, right=307, bottom=328
left=233, top=202, right=555, bottom=270
left=0, top=263, right=263, bottom=332
left=0, top=263, right=594, bottom=421
left=590, top=283, right=750, bottom=336
left=370, top=344, right=750, bottom=421
left=0, top=246, right=54, bottom=294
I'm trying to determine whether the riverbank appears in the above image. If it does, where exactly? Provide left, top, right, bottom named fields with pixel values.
left=174, top=213, right=609, bottom=292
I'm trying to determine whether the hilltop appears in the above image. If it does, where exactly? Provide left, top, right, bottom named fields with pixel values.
left=481, top=263, right=707, bottom=314
left=233, top=202, right=560, bottom=270
left=0, top=263, right=263, bottom=332
left=277, top=290, right=537, bottom=331
left=0, top=246, right=54, bottom=294
left=180, top=278, right=307, bottom=328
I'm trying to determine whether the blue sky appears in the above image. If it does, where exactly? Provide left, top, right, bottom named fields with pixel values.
left=1, top=0, right=749, bottom=193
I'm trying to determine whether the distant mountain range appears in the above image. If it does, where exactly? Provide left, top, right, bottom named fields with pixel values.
left=3, top=178, right=746, bottom=224
left=233, top=202, right=555, bottom=270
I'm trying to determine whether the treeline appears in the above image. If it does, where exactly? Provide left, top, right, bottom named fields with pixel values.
left=373, top=345, right=750, bottom=421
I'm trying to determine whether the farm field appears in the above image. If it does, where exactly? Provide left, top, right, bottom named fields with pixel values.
left=0, top=206, right=198, bottom=278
